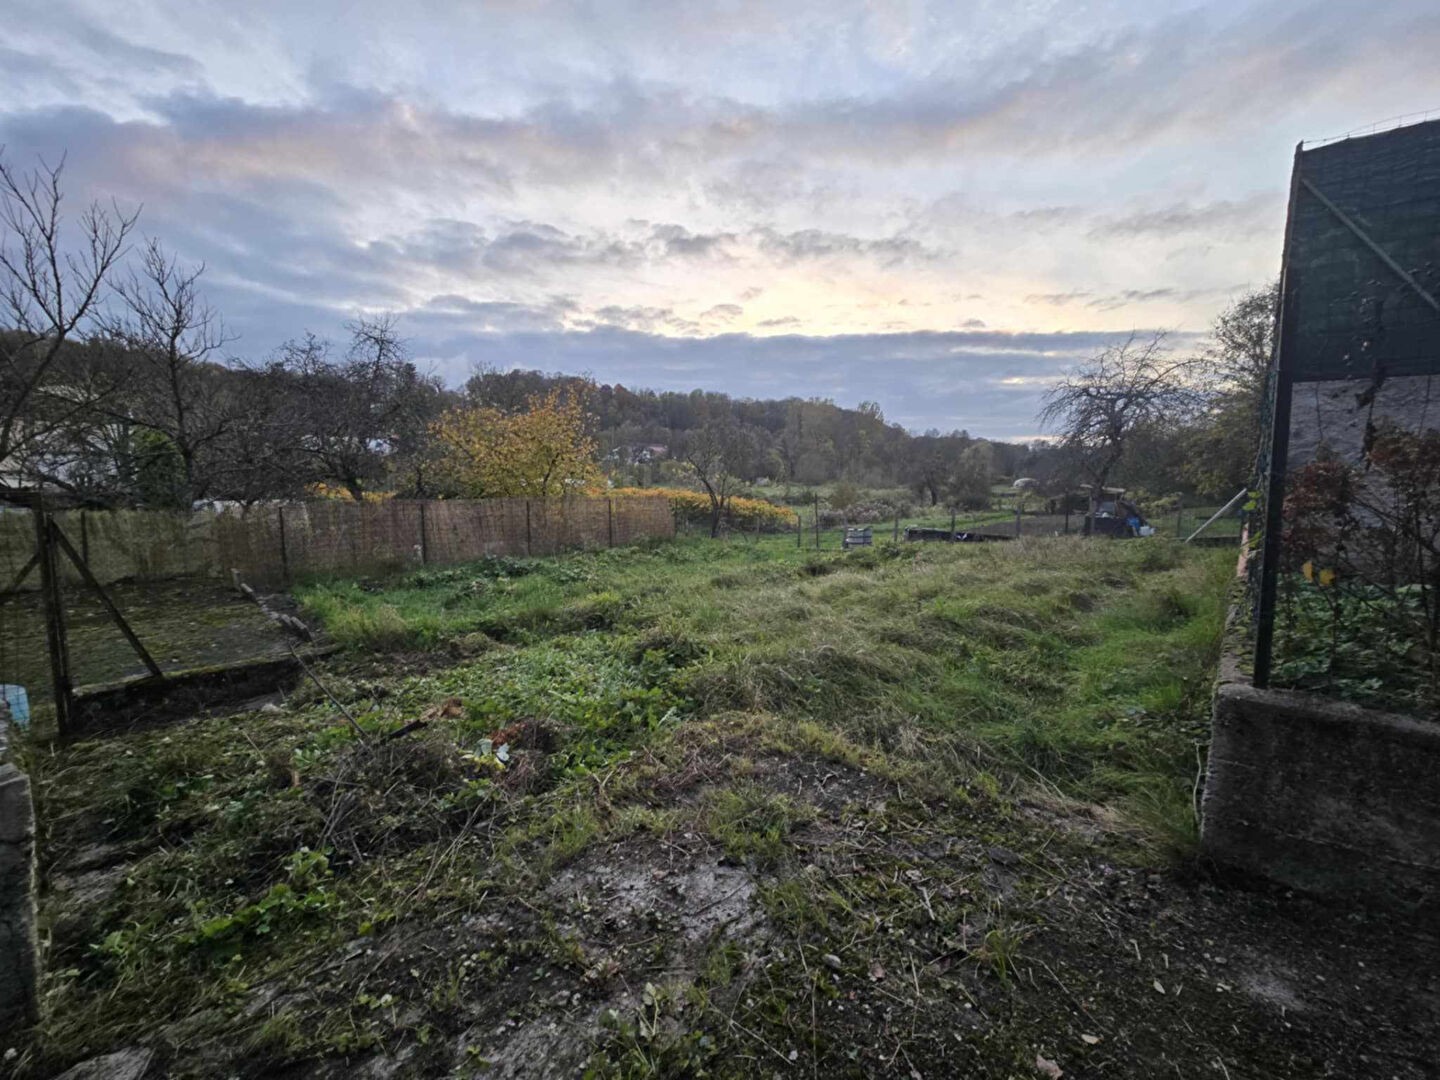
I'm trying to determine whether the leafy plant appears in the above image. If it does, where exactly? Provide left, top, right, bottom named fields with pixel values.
left=1276, top=428, right=1440, bottom=712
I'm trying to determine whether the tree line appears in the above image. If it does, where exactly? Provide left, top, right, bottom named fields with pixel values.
left=2, top=154, right=1272, bottom=514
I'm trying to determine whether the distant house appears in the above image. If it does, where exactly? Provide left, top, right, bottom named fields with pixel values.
left=624, top=443, right=669, bottom=464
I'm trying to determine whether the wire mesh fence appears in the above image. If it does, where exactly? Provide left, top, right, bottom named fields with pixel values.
left=0, top=494, right=675, bottom=737
left=1251, top=117, right=1440, bottom=715
left=689, top=499, right=1244, bottom=549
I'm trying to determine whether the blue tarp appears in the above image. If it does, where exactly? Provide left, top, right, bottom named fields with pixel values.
left=1, top=685, right=29, bottom=727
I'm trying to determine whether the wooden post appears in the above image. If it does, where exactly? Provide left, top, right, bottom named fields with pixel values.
left=525, top=500, right=533, bottom=556
left=418, top=501, right=430, bottom=564
left=1015, top=506, right=1022, bottom=538
left=1175, top=495, right=1184, bottom=538
left=34, top=503, right=72, bottom=738
left=950, top=508, right=957, bottom=535
left=277, top=505, right=290, bottom=584
left=796, top=511, right=802, bottom=548
left=80, top=511, right=89, bottom=567
left=893, top=512, right=900, bottom=542
left=607, top=498, right=615, bottom=548
left=1064, top=505, right=1071, bottom=535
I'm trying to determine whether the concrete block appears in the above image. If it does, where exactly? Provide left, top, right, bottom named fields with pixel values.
left=0, top=762, right=38, bottom=1032
left=1201, top=658, right=1440, bottom=913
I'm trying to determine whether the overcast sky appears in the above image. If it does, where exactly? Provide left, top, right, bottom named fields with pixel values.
left=4, top=1, right=1438, bottom=438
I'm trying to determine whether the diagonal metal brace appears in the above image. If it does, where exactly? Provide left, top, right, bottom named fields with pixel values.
left=4, top=551, right=39, bottom=595
left=49, top=521, right=164, bottom=680
left=1301, top=178, right=1440, bottom=315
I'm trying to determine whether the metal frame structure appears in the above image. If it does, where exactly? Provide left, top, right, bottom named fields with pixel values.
left=1252, top=119, right=1440, bottom=685
left=1, top=489, right=161, bottom=738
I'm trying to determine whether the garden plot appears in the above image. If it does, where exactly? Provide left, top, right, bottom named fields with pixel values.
left=11, top=537, right=1438, bottom=1078
left=0, top=579, right=300, bottom=728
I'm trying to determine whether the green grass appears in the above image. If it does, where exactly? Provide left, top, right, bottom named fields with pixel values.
left=18, top=533, right=1236, bottom=1078
left=294, top=535, right=1230, bottom=810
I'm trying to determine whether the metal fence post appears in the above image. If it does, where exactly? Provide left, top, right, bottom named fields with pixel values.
left=277, top=505, right=290, bottom=585
left=1014, top=506, right=1022, bottom=538
left=34, top=503, right=72, bottom=738
left=418, top=501, right=429, bottom=564
left=1254, top=143, right=1305, bottom=689
left=525, top=499, right=533, bottom=556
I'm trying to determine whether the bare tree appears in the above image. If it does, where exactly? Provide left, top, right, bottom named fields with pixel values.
left=1039, top=332, right=1199, bottom=524
left=277, top=315, right=431, bottom=500
left=0, top=151, right=138, bottom=489
left=680, top=417, right=755, bottom=537
left=103, top=239, right=236, bottom=505
left=212, top=360, right=314, bottom=508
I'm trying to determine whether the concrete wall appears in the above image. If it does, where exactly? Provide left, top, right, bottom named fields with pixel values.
left=1202, top=655, right=1440, bottom=913
left=0, top=704, right=39, bottom=1032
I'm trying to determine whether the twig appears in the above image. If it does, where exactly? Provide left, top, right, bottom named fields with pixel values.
left=791, top=939, right=819, bottom=1078
left=289, top=644, right=367, bottom=741
left=716, top=1010, right=794, bottom=1066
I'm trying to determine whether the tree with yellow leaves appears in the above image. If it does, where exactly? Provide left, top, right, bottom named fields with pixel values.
left=430, top=385, right=601, bottom=498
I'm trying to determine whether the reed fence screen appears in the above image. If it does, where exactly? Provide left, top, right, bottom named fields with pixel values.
left=1, top=495, right=676, bottom=590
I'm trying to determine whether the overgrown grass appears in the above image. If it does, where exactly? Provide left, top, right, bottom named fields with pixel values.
left=19, top=534, right=1235, bottom=1077
left=296, top=535, right=1230, bottom=813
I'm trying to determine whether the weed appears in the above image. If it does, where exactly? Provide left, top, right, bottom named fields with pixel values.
left=704, top=784, right=810, bottom=866
left=974, top=909, right=1028, bottom=987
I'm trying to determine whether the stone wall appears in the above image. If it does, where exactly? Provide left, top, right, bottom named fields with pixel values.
left=1201, top=654, right=1440, bottom=913
left=0, top=703, right=39, bottom=1032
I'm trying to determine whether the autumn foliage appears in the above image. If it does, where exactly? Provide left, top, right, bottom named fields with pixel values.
left=305, top=482, right=396, bottom=503
left=431, top=387, right=602, bottom=498
left=610, top=487, right=794, bottom=531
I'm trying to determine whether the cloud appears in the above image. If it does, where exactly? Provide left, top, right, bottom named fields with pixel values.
left=1089, top=195, right=1281, bottom=238
left=1086, top=288, right=1178, bottom=311
left=1, top=0, right=1432, bottom=439
left=416, top=294, right=578, bottom=333
left=584, top=305, right=700, bottom=335
left=752, top=227, right=938, bottom=265
left=1026, top=291, right=1092, bottom=306
left=393, top=324, right=1173, bottom=438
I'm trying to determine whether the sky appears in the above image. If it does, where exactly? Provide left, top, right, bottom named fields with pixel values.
left=3, top=1, right=1438, bottom=439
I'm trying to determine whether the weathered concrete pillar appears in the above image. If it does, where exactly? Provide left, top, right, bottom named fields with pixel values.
left=0, top=759, right=39, bottom=1031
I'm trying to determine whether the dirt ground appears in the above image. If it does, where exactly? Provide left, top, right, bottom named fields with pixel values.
left=24, top=724, right=1440, bottom=1080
